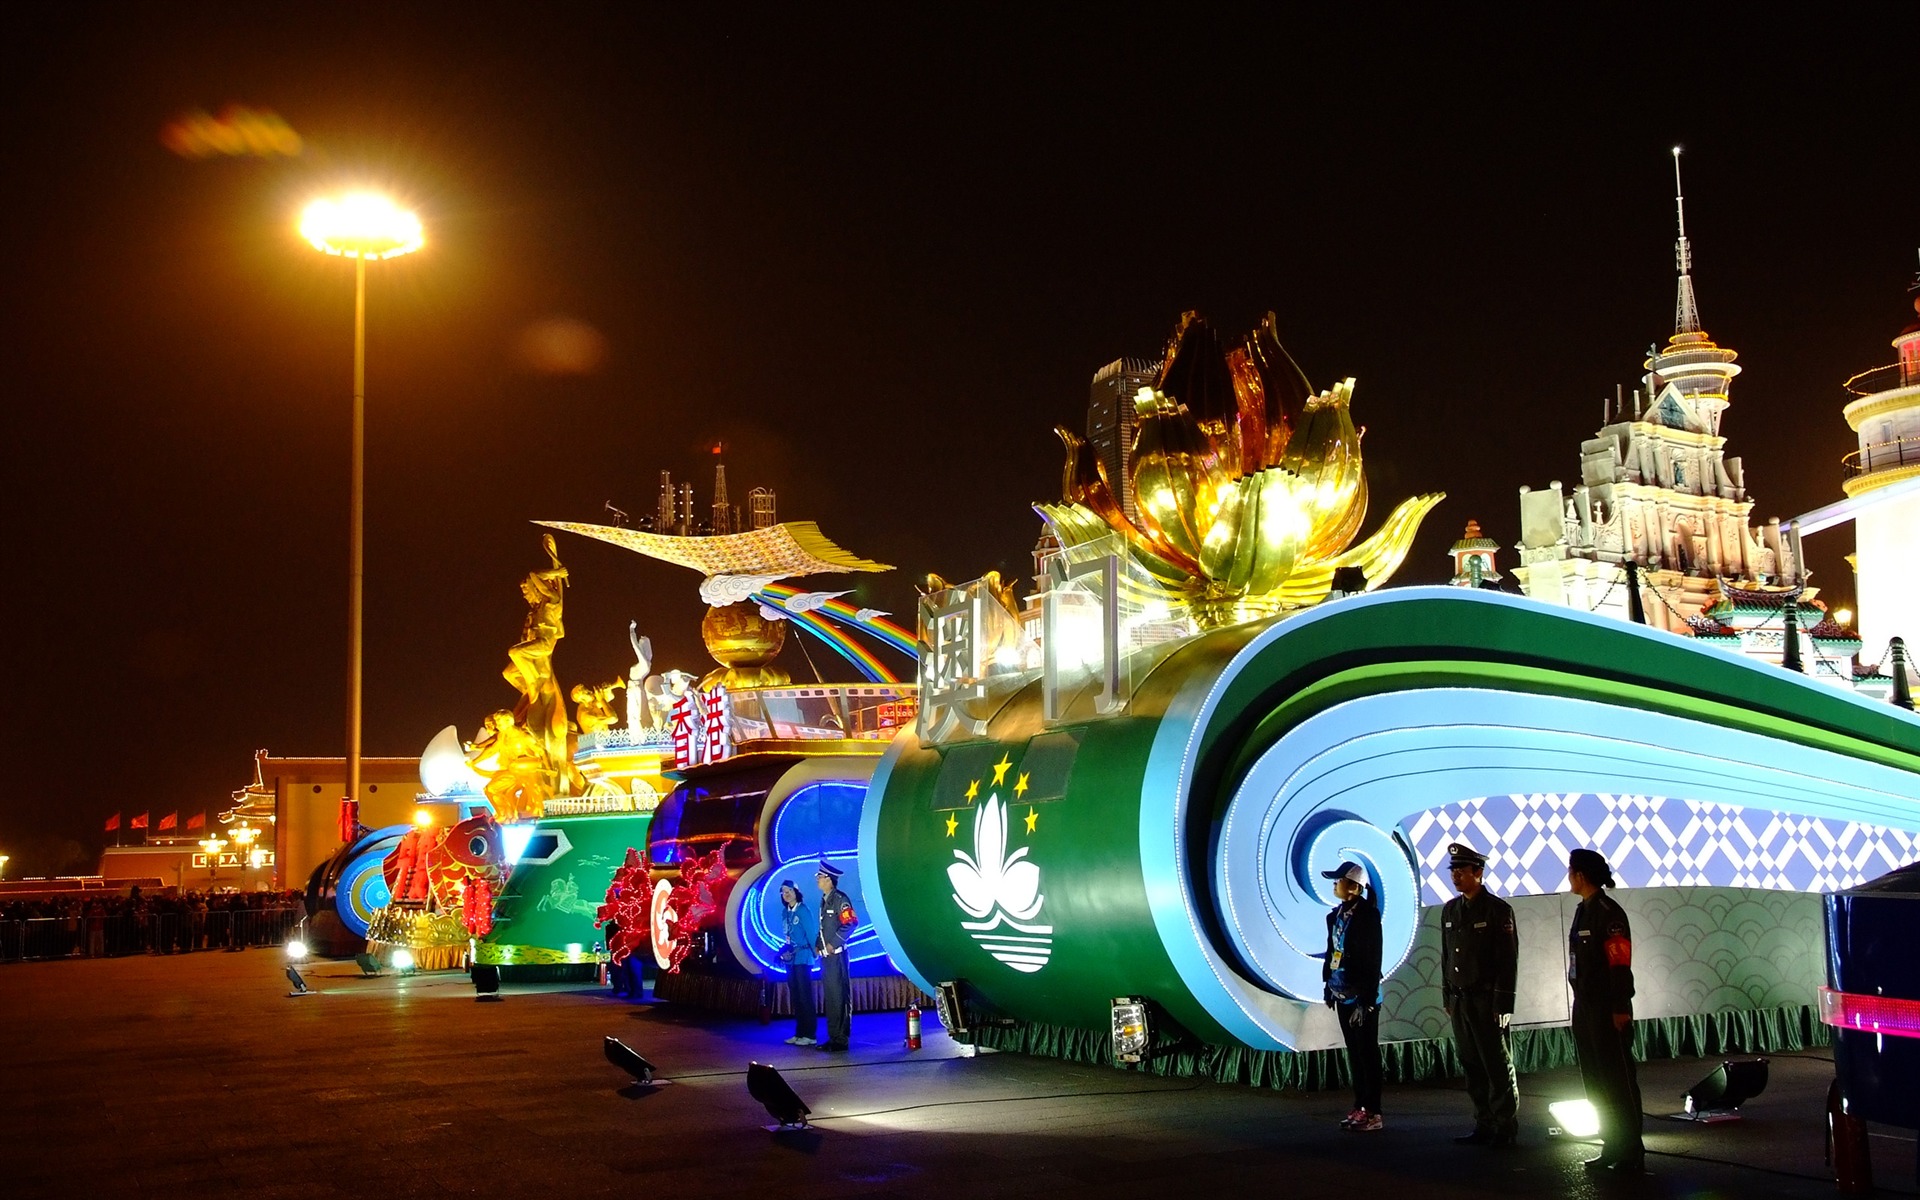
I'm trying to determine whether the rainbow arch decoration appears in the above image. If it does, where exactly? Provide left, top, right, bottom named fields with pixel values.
left=754, top=585, right=915, bottom=684
left=860, top=587, right=1920, bottom=1052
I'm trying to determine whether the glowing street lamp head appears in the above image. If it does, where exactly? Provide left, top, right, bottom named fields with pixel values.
left=300, top=193, right=423, bottom=260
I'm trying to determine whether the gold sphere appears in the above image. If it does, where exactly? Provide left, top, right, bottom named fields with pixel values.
left=699, top=603, right=790, bottom=690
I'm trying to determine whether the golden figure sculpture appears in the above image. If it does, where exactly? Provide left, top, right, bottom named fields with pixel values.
left=499, top=534, right=584, bottom=813
left=1038, top=312, right=1443, bottom=628
left=570, top=680, right=624, bottom=735
left=465, top=711, right=548, bottom=824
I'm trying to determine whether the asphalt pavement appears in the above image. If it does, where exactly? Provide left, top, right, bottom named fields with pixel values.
left=1, top=951, right=1913, bottom=1198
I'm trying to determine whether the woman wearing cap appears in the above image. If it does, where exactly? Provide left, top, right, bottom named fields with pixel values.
left=778, top=880, right=819, bottom=1046
left=1322, top=860, right=1385, bottom=1131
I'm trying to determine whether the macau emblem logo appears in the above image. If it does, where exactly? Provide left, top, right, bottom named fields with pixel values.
left=947, top=794, right=1052, bottom=973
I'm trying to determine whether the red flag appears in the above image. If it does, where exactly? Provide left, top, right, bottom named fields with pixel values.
left=158, top=812, right=178, bottom=831
left=130, top=812, right=149, bottom=830
left=187, top=812, right=206, bottom=830
left=104, top=812, right=121, bottom=832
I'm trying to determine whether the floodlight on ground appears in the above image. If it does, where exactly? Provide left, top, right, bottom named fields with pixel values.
left=1679, top=1059, right=1769, bottom=1121
left=285, top=966, right=312, bottom=998
left=1547, top=1099, right=1601, bottom=1138
left=604, top=1036, right=656, bottom=1084
left=1112, top=996, right=1152, bottom=1063
left=354, top=952, right=381, bottom=976
left=285, top=939, right=308, bottom=961
left=473, top=963, right=503, bottom=1002
left=747, top=1062, right=811, bottom=1130
left=933, top=980, right=969, bottom=1036
left=392, top=948, right=415, bottom=974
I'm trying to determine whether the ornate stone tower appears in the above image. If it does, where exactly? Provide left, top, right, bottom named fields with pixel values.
left=1513, top=150, right=1798, bottom=635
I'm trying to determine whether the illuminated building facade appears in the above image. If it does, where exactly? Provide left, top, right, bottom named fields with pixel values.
left=1840, top=278, right=1920, bottom=659
left=1086, top=357, right=1157, bottom=526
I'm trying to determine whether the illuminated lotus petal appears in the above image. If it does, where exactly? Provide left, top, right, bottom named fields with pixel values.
left=1244, top=313, right=1314, bottom=462
left=1245, top=470, right=1309, bottom=596
left=1131, top=392, right=1207, bottom=562
left=1282, top=383, right=1368, bottom=561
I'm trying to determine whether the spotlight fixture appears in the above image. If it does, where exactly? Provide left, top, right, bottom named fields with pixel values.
left=473, top=963, right=503, bottom=1002
left=1328, top=566, right=1368, bottom=600
left=747, top=1062, right=811, bottom=1131
left=1547, top=1099, right=1601, bottom=1138
left=1111, top=996, right=1152, bottom=1063
left=354, top=952, right=381, bottom=977
left=285, top=965, right=312, bottom=998
left=603, top=1036, right=656, bottom=1085
left=391, top=948, right=416, bottom=974
left=933, top=980, right=969, bottom=1037
left=285, top=939, right=308, bottom=961
left=1678, top=1059, right=1769, bottom=1122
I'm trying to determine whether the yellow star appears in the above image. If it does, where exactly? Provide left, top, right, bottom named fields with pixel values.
left=1013, top=771, right=1030, bottom=799
left=991, top=754, right=1013, bottom=786
left=964, top=779, right=980, bottom=802
left=1024, top=807, right=1038, bottom=835
left=944, top=812, right=958, bottom=838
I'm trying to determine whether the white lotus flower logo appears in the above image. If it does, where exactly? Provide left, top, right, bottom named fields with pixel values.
left=949, top=794, right=1052, bottom=973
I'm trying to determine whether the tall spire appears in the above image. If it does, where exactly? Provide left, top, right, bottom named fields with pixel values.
left=1671, top=146, right=1701, bottom=335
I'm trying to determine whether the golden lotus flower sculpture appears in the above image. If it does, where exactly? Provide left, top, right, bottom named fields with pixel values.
left=1038, top=312, right=1443, bottom=628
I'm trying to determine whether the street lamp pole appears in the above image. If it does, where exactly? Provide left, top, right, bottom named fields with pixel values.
left=348, top=251, right=366, bottom=823
left=299, top=194, right=422, bottom=844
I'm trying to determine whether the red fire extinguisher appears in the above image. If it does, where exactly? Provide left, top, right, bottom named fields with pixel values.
left=906, top=1002, right=923, bottom=1050
left=1827, top=1078, right=1873, bottom=1194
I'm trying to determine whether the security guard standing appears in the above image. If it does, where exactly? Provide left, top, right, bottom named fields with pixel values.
left=1567, top=848, right=1645, bottom=1175
left=814, top=861, right=858, bottom=1052
left=1441, top=842, right=1519, bottom=1145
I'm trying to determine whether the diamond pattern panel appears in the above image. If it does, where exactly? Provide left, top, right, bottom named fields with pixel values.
left=1404, top=793, right=1920, bottom=905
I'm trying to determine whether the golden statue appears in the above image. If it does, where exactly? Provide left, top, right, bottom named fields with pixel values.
left=500, top=534, right=584, bottom=811
left=465, top=711, right=548, bottom=824
left=570, top=679, right=624, bottom=735
left=1038, top=312, right=1442, bottom=628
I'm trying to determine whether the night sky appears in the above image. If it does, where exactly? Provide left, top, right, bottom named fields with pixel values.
left=5, top=6, right=1916, bottom=872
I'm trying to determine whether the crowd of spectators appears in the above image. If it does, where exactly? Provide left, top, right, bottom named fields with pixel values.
left=0, top=888, right=307, bottom=960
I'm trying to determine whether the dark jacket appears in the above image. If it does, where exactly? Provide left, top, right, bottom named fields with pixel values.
left=1441, top=889, right=1519, bottom=1014
left=816, top=887, right=857, bottom=954
left=1322, top=896, right=1383, bottom=1005
left=1568, top=889, right=1635, bottom=1017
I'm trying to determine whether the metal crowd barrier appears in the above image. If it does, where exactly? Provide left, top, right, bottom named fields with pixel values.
left=0, top=907, right=304, bottom=963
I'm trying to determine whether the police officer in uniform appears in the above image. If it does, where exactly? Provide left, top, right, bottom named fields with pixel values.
left=1440, top=842, right=1520, bottom=1145
left=814, top=861, right=858, bottom=1052
left=1567, top=847, right=1644, bottom=1174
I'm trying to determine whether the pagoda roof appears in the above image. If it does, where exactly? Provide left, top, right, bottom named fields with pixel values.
left=1449, top=518, right=1500, bottom=553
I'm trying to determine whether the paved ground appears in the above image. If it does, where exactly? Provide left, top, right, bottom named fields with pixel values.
left=1, top=951, right=1913, bottom=1198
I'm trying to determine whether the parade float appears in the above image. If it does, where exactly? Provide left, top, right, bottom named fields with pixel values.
left=531, top=517, right=922, bottom=1012
left=859, top=312, right=1920, bottom=1087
